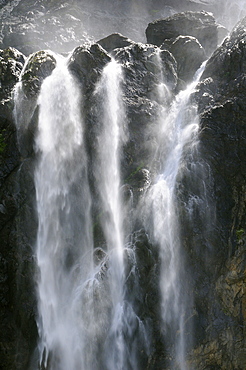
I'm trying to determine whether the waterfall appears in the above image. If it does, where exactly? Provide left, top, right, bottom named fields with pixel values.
left=34, top=55, right=93, bottom=369
left=141, top=62, right=206, bottom=369
left=32, top=56, right=135, bottom=369
left=93, top=59, right=128, bottom=369
left=14, top=44, right=208, bottom=369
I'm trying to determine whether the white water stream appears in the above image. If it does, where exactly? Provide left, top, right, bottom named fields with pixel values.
left=141, top=61, right=206, bottom=369
left=35, top=56, right=93, bottom=369
left=93, top=59, right=128, bottom=369
left=14, top=46, right=207, bottom=369
left=32, top=56, right=130, bottom=369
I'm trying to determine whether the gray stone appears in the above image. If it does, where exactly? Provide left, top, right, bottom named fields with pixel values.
left=161, top=35, right=206, bottom=83
left=97, top=33, right=134, bottom=53
left=146, top=11, right=221, bottom=56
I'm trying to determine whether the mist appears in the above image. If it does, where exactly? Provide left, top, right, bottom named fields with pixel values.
left=0, top=0, right=245, bottom=55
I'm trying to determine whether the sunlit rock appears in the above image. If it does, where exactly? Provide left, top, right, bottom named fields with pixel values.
left=146, top=11, right=222, bottom=55
left=0, top=47, right=25, bottom=116
left=0, top=47, right=25, bottom=97
left=21, top=50, right=56, bottom=98
left=68, top=43, right=111, bottom=92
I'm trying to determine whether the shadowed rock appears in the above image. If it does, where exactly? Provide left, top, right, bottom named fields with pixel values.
left=97, top=33, right=135, bottom=53
left=161, top=35, right=206, bottom=83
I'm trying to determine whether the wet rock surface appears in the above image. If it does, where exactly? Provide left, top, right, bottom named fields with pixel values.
left=177, top=15, right=246, bottom=370
left=21, top=50, right=56, bottom=98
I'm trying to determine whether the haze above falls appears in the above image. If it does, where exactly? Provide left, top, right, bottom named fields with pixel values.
left=0, top=0, right=245, bottom=55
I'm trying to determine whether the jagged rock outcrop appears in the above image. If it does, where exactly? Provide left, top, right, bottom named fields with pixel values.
left=113, top=42, right=177, bottom=188
left=0, top=0, right=233, bottom=56
left=68, top=43, right=111, bottom=93
left=146, top=11, right=227, bottom=56
left=21, top=51, right=56, bottom=98
left=97, top=33, right=135, bottom=53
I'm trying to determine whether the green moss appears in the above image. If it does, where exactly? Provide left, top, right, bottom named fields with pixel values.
left=236, top=229, right=244, bottom=241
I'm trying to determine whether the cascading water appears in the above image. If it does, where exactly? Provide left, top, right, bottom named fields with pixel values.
left=34, top=55, right=93, bottom=369
left=31, top=55, right=139, bottom=370
left=14, top=44, right=208, bottom=370
left=28, top=51, right=207, bottom=369
left=141, top=61, right=206, bottom=369
left=93, top=59, right=127, bottom=369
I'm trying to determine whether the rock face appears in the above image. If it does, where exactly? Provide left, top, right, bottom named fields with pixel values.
left=21, top=51, right=56, bottom=98
left=0, top=8, right=246, bottom=370
left=146, top=11, right=226, bottom=55
left=0, top=46, right=59, bottom=370
left=0, top=47, right=38, bottom=370
left=177, top=16, right=246, bottom=369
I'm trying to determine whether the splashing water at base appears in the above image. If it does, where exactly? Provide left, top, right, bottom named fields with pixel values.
left=34, top=55, right=93, bottom=370
left=141, top=62, right=206, bottom=369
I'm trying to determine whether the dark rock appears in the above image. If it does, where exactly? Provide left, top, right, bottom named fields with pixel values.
left=0, top=47, right=26, bottom=119
left=0, top=40, right=38, bottom=370
left=93, top=247, right=107, bottom=265
left=0, top=47, right=25, bottom=92
left=146, top=11, right=221, bottom=56
left=161, top=35, right=206, bottom=83
left=97, top=33, right=134, bottom=53
left=113, top=42, right=177, bottom=192
left=68, top=43, right=111, bottom=93
left=176, top=15, right=246, bottom=369
left=21, top=50, right=56, bottom=98
left=0, top=47, right=25, bottom=185
left=200, top=17, right=246, bottom=95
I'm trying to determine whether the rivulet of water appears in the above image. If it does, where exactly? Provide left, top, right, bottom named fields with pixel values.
left=141, top=61, right=206, bottom=369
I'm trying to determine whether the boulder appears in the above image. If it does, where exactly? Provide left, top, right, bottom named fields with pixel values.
left=97, top=33, right=135, bottom=53
left=161, top=35, right=206, bottom=83
left=21, top=50, right=56, bottom=98
left=0, top=47, right=26, bottom=121
left=68, top=43, right=111, bottom=94
left=146, top=11, right=223, bottom=56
